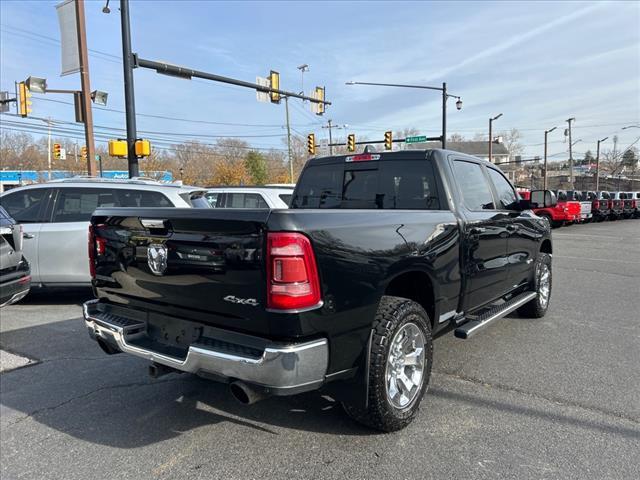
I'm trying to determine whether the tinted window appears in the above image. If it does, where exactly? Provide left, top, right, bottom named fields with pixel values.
left=487, top=168, right=517, bottom=209
left=53, top=188, right=118, bottom=222
left=1, top=188, right=48, bottom=223
left=225, top=193, right=268, bottom=209
left=114, top=189, right=173, bottom=207
left=279, top=194, right=292, bottom=205
left=292, top=160, right=441, bottom=210
left=453, top=161, right=494, bottom=210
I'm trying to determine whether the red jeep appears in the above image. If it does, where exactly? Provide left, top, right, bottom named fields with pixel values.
left=519, top=190, right=575, bottom=228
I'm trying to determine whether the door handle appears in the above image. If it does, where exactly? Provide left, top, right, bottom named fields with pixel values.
left=23, top=233, right=35, bottom=239
left=469, top=227, right=485, bottom=235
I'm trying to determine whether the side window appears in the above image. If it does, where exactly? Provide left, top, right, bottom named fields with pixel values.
left=487, top=168, right=518, bottom=210
left=52, top=188, right=117, bottom=223
left=206, top=192, right=220, bottom=208
left=226, top=193, right=268, bottom=208
left=453, top=161, right=495, bottom=210
left=1, top=189, right=48, bottom=223
left=114, top=189, right=173, bottom=207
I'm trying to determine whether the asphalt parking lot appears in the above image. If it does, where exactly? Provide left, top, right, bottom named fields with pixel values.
left=1, top=220, right=639, bottom=480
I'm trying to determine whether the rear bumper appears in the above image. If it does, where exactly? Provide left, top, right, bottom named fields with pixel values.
left=82, top=300, right=329, bottom=395
left=0, top=271, right=31, bottom=307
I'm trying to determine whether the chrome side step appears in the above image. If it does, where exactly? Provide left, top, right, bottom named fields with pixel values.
left=454, top=291, right=537, bottom=339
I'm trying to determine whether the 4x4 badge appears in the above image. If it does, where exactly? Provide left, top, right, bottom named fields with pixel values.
left=223, top=295, right=259, bottom=307
left=147, top=244, right=168, bottom=276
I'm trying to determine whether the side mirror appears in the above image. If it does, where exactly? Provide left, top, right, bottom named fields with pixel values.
left=530, top=190, right=557, bottom=208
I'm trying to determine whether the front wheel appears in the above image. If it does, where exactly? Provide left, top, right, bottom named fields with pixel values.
left=518, top=252, right=552, bottom=318
left=343, top=296, right=433, bottom=432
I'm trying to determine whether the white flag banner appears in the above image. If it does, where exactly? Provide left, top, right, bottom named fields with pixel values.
left=56, top=0, right=80, bottom=76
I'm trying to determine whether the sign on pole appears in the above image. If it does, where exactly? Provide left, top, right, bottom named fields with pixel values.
left=256, top=76, right=270, bottom=103
left=405, top=135, right=428, bottom=144
left=56, top=0, right=80, bottom=76
left=59, top=148, right=67, bottom=160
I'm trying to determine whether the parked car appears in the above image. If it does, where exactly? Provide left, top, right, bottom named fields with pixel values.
left=585, top=191, right=612, bottom=221
left=84, top=149, right=553, bottom=432
left=0, top=206, right=31, bottom=307
left=204, top=186, right=293, bottom=209
left=619, top=192, right=638, bottom=218
left=566, top=190, right=592, bottom=223
left=519, top=190, right=569, bottom=228
left=553, top=190, right=581, bottom=225
left=608, top=192, right=625, bottom=219
left=630, top=192, right=640, bottom=218
left=0, top=178, right=208, bottom=287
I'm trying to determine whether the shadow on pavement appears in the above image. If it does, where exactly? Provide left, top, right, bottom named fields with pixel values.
left=20, top=287, right=94, bottom=306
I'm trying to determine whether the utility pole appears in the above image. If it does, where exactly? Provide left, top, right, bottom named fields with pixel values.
left=566, top=117, right=575, bottom=185
left=543, top=126, right=557, bottom=190
left=442, top=82, right=447, bottom=149
left=489, top=113, right=503, bottom=164
left=284, top=96, right=293, bottom=183
left=46, top=118, right=52, bottom=180
left=120, top=0, right=139, bottom=177
left=75, top=0, right=97, bottom=176
left=322, top=119, right=334, bottom=155
left=596, top=136, right=608, bottom=191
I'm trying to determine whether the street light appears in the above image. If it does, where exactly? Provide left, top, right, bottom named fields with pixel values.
left=91, top=90, right=108, bottom=106
left=345, top=80, right=463, bottom=148
left=565, top=117, right=575, bottom=185
left=543, top=126, right=557, bottom=190
left=25, top=76, right=47, bottom=94
left=595, top=136, right=608, bottom=191
left=489, top=113, right=503, bottom=163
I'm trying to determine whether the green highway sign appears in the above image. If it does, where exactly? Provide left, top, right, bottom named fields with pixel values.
left=405, top=135, right=428, bottom=144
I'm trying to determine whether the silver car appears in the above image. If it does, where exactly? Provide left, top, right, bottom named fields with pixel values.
left=205, top=186, right=293, bottom=209
left=0, top=178, right=208, bottom=287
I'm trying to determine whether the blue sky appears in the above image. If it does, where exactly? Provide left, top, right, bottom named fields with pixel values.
left=1, top=0, right=639, bottom=159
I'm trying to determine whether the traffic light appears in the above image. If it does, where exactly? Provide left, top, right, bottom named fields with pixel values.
left=81, top=146, right=88, bottom=161
left=347, top=134, right=356, bottom=152
left=18, top=82, right=32, bottom=117
left=269, top=70, right=280, bottom=104
left=135, top=139, right=151, bottom=157
left=307, top=133, right=316, bottom=155
left=53, top=143, right=62, bottom=160
left=314, top=86, right=325, bottom=115
left=384, top=131, right=393, bottom=150
left=108, top=140, right=127, bottom=157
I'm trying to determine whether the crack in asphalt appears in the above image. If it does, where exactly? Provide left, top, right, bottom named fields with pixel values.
left=434, top=369, right=640, bottom=425
left=5, top=376, right=185, bottom=428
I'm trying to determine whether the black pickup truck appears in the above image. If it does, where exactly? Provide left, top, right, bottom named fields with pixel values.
left=84, top=149, right=554, bottom=431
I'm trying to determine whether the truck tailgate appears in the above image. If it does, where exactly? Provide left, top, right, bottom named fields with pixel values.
left=91, top=208, right=271, bottom=335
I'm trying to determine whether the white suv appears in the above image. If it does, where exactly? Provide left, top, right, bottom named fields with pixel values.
left=205, top=186, right=293, bottom=209
left=0, top=178, right=208, bottom=287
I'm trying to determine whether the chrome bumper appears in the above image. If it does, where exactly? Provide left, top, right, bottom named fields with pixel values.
left=83, top=300, right=329, bottom=395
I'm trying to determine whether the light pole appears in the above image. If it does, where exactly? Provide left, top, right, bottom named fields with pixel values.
left=543, top=126, right=557, bottom=190
left=284, top=96, right=293, bottom=182
left=565, top=117, right=575, bottom=185
left=42, top=118, right=53, bottom=181
left=489, top=113, right=502, bottom=164
left=595, top=136, right=608, bottom=191
left=346, top=80, right=462, bottom=149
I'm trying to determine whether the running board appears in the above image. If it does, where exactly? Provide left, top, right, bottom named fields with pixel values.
left=454, top=292, right=538, bottom=339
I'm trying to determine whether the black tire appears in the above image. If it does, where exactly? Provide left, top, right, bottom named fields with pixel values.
left=518, top=252, right=552, bottom=318
left=343, top=296, right=433, bottom=432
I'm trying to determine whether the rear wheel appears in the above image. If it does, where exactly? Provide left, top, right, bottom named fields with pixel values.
left=343, top=296, right=432, bottom=432
left=518, top=252, right=552, bottom=318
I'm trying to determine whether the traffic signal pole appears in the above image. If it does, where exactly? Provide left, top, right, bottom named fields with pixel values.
left=120, top=0, right=139, bottom=177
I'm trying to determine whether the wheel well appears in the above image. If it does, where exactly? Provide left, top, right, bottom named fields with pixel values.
left=384, top=271, right=436, bottom=325
left=541, top=239, right=552, bottom=254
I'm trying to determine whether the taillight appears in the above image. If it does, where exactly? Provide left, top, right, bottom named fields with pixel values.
left=88, top=224, right=106, bottom=278
left=266, top=232, right=321, bottom=311
left=593, top=200, right=600, bottom=209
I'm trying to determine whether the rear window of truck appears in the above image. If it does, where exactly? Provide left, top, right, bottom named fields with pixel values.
left=291, top=159, right=442, bottom=210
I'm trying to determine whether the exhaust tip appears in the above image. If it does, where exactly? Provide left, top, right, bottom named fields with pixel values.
left=229, top=380, right=268, bottom=405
